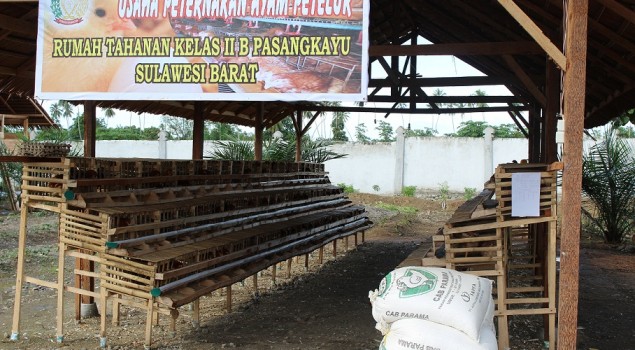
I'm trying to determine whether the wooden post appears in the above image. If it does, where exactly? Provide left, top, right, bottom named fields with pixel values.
left=332, top=240, right=337, bottom=257
left=56, top=242, right=66, bottom=343
left=10, top=201, right=29, bottom=340
left=544, top=60, right=560, bottom=164
left=226, top=285, right=232, bottom=313
left=528, top=104, right=541, bottom=162
left=192, top=102, right=205, bottom=160
left=74, top=258, right=81, bottom=320
left=145, top=299, right=154, bottom=349
left=83, top=101, right=96, bottom=157
left=286, top=259, right=292, bottom=279
left=99, top=283, right=108, bottom=348
left=558, top=1, right=588, bottom=349
left=318, top=246, right=324, bottom=264
left=252, top=273, right=258, bottom=293
left=271, top=263, right=277, bottom=285
left=304, top=254, right=309, bottom=271
left=112, top=294, right=121, bottom=326
left=295, top=109, right=303, bottom=162
left=192, top=299, right=200, bottom=328
left=254, top=102, right=264, bottom=161
left=80, top=101, right=97, bottom=314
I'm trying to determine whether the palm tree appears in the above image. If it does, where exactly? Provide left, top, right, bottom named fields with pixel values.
left=50, top=100, right=74, bottom=126
left=207, top=138, right=346, bottom=163
left=103, top=107, right=116, bottom=128
left=581, top=127, right=635, bottom=243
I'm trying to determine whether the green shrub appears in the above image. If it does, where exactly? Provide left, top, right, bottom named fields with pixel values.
left=375, top=202, right=418, bottom=214
left=402, top=186, right=417, bottom=197
left=464, top=187, right=477, bottom=200
left=337, top=183, right=357, bottom=194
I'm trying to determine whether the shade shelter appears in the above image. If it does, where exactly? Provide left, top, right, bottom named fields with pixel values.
left=1, top=0, right=634, bottom=348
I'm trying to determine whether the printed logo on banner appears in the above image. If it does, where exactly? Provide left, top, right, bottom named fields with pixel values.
left=51, top=0, right=89, bottom=25
left=395, top=268, right=438, bottom=298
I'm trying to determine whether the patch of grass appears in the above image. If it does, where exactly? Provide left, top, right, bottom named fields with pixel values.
left=464, top=187, right=477, bottom=200
left=337, top=183, right=357, bottom=194
left=401, top=186, right=417, bottom=197
left=374, top=201, right=418, bottom=214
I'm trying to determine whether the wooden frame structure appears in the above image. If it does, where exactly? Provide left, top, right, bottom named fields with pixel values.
left=403, top=162, right=560, bottom=350
left=10, top=157, right=371, bottom=348
left=0, top=0, right=621, bottom=348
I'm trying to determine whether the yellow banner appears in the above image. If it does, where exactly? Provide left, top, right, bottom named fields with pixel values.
left=36, top=0, right=369, bottom=101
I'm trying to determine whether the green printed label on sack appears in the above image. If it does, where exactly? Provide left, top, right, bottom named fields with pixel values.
left=396, top=268, right=438, bottom=298
left=378, top=272, right=392, bottom=298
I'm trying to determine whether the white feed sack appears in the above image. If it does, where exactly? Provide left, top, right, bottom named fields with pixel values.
left=379, top=318, right=498, bottom=350
left=369, top=266, right=494, bottom=341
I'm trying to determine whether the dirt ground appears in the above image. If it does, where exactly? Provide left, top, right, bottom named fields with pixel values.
left=0, top=193, right=634, bottom=349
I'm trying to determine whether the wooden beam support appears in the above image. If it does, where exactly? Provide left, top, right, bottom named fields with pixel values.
left=304, top=105, right=528, bottom=114
left=368, top=95, right=525, bottom=104
left=369, top=41, right=542, bottom=56
left=502, top=55, right=547, bottom=107
left=558, top=1, right=588, bottom=349
left=497, top=0, right=567, bottom=70
left=544, top=60, right=560, bottom=163
left=595, top=0, right=635, bottom=27
left=295, top=109, right=303, bottom=162
left=0, top=13, right=36, bottom=36
left=301, top=111, right=322, bottom=136
left=192, top=102, right=204, bottom=160
left=368, top=76, right=511, bottom=88
left=83, top=101, right=96, bottom=157
left=254, top=102, right=263, bottom=161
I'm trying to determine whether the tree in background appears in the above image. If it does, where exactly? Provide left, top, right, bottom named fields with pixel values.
left=355, top=123, right=371, bottom=143
left=207, top=137, right=345, bottom=163
left=494, top=123, right=524, bottom=138
left=469, top=89, right=488, bottom=108
left=376, top=120, right=394, bottom=142
left=97, top=126, right=161, bottom=140
left=330, top=107, right=349, bottom=141
left=49, top=100, right=73, bottom=126
left=264, top=116, right=295, bottom=141
left=450, top=120, right=489, bottom=137
left=448, top=121, right=523, bottom=138
left=616, top=126, right=635, bottom=138
left=405, top=127, right=437, bottom=137
left=161, top=116, right=193, bottom=140
left=102, top=107, right=116, bottom=127
left=205, top=121, right=253, bottom=141
left=581, top=127, right=635, bottom=243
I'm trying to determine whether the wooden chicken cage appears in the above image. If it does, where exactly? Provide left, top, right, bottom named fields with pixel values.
left=403, top=162, right=560, bottom=350
left=11, top=157, right=372, bottom=348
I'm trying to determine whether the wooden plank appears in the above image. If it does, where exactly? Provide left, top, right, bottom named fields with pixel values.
left=24, top=276, right=58, bottom=289
left=10, top=203, right=29, bottom=339
left=497, top=0, right=567, bottom=70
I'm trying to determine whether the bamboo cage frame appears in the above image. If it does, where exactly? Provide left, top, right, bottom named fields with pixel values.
left=10, top=157, right=371, bottom=348
left=402, top=162, right=560, bottom=350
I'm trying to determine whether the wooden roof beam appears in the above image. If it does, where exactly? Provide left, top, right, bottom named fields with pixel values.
left=369, top=41, right=542, bottom=57
left=497, top=0, right=567, bottom=70
left=595, top=0, right=635, bottom=27
left=502, top=55, right=547, bottom=107
left=367, top=95, right=525, bottom=104
left=0, top=13, right=35, bottom=36
left=305, top=105, right=528, bottom=114
left=369, top=76, right=512, bottom=88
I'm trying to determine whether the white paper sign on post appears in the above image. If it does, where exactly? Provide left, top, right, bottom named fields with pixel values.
left=511, top=172, right=541, bottom=217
